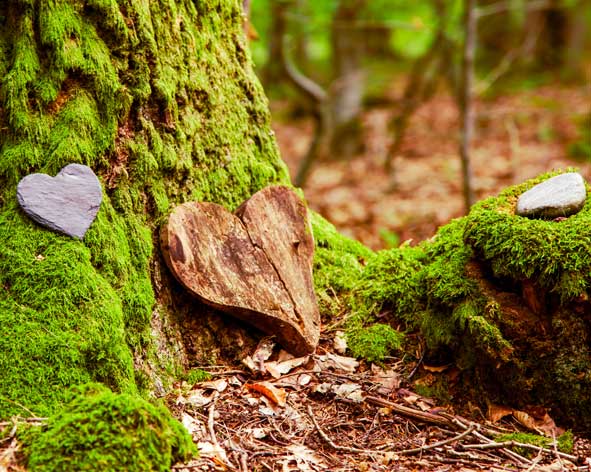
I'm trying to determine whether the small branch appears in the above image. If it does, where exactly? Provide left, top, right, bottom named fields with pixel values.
left=307, top=405, right=379, bottom=455
left=396, top=424, right=477, bottom=455
left=462, top=440, right=578, bottom=462
left=458, top=0, right=477, bottom=211
left=281, top=36, right=327, bottom=104
left=207, top=392, right=238, bottom=471
left=364, top=395, right=452, bottom=428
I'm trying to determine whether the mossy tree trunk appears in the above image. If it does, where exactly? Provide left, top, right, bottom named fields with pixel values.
left=0, top=0, right=291, bottom=419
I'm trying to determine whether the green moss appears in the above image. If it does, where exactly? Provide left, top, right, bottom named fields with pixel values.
left=346, top=323, right=404, bottom=363
left=465, top=169, right=591, bottom=302
left=184, top=369, right=212, bottom=384
left=27, top=384, right=196, bottom=472
left=0, top=201, right=136, bottom=418
left=311, top=212, right=374, bottom=316
left=495, top=431, right=573, bottom=456
left=0, top=0, right=289, bottom=426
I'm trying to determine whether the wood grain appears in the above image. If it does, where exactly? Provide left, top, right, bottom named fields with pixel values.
left=160, top=186, right=320, bottom=356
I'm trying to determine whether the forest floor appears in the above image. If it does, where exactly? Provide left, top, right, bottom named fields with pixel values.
left=170, top=84, right=591, bottom=471
left=274, top=84, right=591, bottom=250
left=2, top=85, right=590, bottom=472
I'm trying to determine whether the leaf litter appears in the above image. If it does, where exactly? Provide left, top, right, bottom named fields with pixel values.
left=166, top=339, right=591, bottom=472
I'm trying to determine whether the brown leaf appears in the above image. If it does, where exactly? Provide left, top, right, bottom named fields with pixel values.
left=423, top=364, right=450, bottom=373
left=487, top=404, right=514, bottom=423
left=370, top=364, right=401, bottom=395
left=314, top=353, right=359, bottom=373
left=265, top=356, right=309, bottom=379
left=247, top=381, right=287, bottom=407
left=513, top=410, right=539, bottom=432
left=513, top=407, right=562, bottom=437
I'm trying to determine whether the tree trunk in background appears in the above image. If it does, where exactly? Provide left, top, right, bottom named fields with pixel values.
left=459, top=0, right=477, bottom=211
left=0, top=0, right=289, bottom=419
left=265, top=0, right=289, bottom=86
left=329, top=0, right=366, bottom=159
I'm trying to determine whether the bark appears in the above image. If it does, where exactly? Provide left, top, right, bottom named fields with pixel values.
left=329, top=0, right=366, bottom=159
left=160, top=186, right=319, bottom=356
left=0, top=0, right=290, bottom=419
left=459, top=0, right=477, bottom=211
left=264, top=0, right=288, bottom=87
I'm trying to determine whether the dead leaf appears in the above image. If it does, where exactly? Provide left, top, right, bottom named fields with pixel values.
left=487, top=404, right=514, bottom=423
left=370, top=364, right=400, bottom=395
left=198, top=378, right=228, bottom=392
left=332, top=383, right=364, bottom=402
left=298, top=374, right=312, bottom=386
left=423, top=364, right=450, bottom=373
left=513, top=410, right=539, bottom=432
left=181, top=412, right=206, bottom=438
left=186, top=389, right=216, bottom=407
left=242, top=337, right=277, bottom=373
left=333, top=331, right=348, bottom=354
left=265, top=356, right=309, bottom=379
left=315, top=353, right=359, bottom=373
left=513, top=407, right=561, bottom=437
left=285, top=444, right=328, bottom=470
left=247, top=381, right=287, bottom=407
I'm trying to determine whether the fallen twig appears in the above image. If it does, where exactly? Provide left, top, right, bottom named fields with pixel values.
left=395, top=423, right=477, bottom=455
left=364, top=395, right=453, bottom=428
left=462, top=440, right=578, bottom=462
left=307, top=405, right=379, bottom=455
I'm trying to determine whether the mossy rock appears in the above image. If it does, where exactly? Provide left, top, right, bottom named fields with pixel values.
left=345, top=171, right=591, bottom=431
left=26, top=384, right=196, bottom=471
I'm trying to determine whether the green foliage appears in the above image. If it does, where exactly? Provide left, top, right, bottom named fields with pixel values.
left=27, top=384, right=196, bottom=472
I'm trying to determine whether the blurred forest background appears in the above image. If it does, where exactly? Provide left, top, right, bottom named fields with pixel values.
left=244, top=0, right=591, bottom=249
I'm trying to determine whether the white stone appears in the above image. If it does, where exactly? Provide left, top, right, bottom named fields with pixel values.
left=516, top=173, right=587, bottom=219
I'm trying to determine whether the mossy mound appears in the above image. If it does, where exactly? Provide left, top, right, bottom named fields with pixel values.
left=26, top=384, right=196, bottom=471
left=345, top=171, right=591, bottom=431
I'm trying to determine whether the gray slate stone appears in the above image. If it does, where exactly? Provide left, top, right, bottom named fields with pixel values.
left=516, top=172, right=587, bottom=219
left=17, top=164, right=102, bottom=239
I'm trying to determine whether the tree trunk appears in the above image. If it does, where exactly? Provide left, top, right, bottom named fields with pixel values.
left=265, top=0, right=289, bottom=87
left=329, top=0, right=366, bottom=159
left=459, top=0, right=477, bottom=211
left=0, top=0, right=290, bottom=421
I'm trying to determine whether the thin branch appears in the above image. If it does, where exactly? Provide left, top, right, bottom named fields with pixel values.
left=462, top=440, right=578, bottom=462
left=307, top=405, right=379, bottom=455
left=363, top=395, right=452, bottom=428
left=396, top=424, right=477, bottom=455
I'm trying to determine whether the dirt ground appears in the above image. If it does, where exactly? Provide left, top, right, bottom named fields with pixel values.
left=274, top=84, right=591, bottom=250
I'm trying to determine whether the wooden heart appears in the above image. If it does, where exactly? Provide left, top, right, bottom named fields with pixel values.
left=160, top=186, right=320, bottom=356
left=17, top=164, right=102, bottom=239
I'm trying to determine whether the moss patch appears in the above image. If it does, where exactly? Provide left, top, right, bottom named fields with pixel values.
left=26, top=383, right=196, bottom=472
left=0, top=0, right=289, bottom=419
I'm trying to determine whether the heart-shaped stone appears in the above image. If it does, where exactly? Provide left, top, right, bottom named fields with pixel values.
left=160, top=186, right=320, bottom=356
left=17, top=164, right=102, bottom=239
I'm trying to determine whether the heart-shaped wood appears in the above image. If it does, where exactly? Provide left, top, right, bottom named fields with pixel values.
left=17, top=164, right=102, bottom=239
left=160, top=186, right=320, bottom=356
